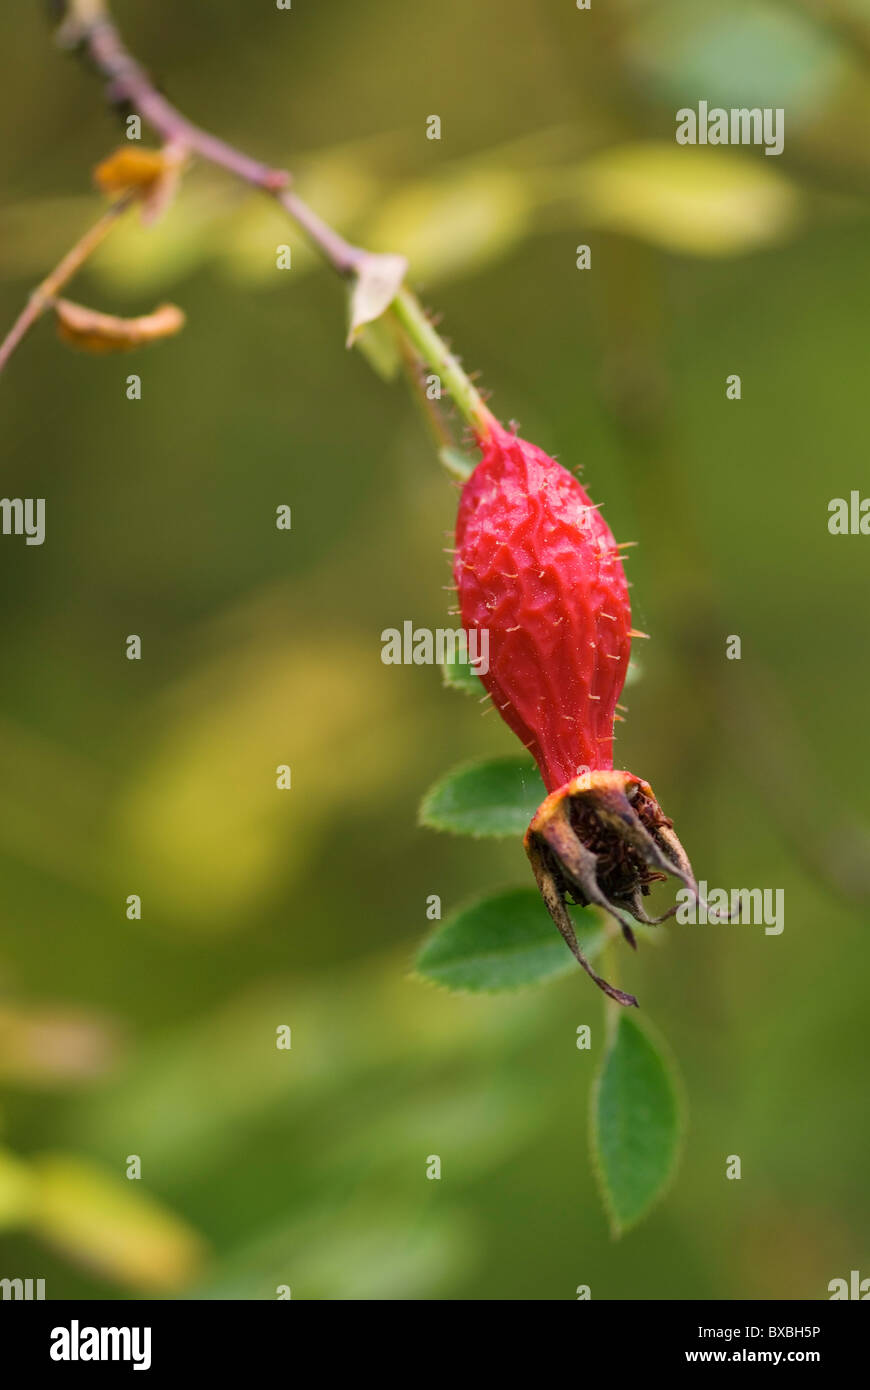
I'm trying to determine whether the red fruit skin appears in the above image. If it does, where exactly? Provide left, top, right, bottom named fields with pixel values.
left=454, top=422, right=631, bottom=794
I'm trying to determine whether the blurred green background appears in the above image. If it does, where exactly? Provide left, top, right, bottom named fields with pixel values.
left=0, top=0, right=868, bottom=1299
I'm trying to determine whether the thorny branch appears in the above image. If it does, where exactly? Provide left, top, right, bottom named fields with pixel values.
left=1, top=0, right=495, bottom=437
left=69, top=5, right=365, bottom=275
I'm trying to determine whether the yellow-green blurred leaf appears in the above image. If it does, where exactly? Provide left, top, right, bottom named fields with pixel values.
left=74, top=950, right=552, bottom=1172
left=215, top=150, right=384, bottom=286
left=0, top=1146, right=36, bottom=1232
left=367, top=167, right=529, bottom=282
left=30, top=1154, right=205, bottom=1291
left=571, top=142, right=800, bottom=256
left=213, top=196, right=316, bottom=284
left=0, top=1006, right=119, bottom=1087
left=196, top=1206, right=474, bottom=1301
left=113, top=630, right=415, bottom=926
left=89, top=186, right=228, bottom=291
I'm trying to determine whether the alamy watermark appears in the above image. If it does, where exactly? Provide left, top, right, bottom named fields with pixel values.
left=828, top=492, right=870, bottom=534
left=676, top=102, right=784, bottom=157
left=381, top=621, right=489, bottom=675
left=1, top=1276, right=45, bottom=1299
left=0, top=498, right=45, bottom=545
left=829, top=1269, right=870, bottom=1299
left=675, top=882, right=784, bottom=935
left=50, top=1322, right=151, bottom=1371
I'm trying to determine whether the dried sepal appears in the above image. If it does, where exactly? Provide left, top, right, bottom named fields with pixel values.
left=526, top=831, right=639, bottom=1008
left=524, top=770, right=700, bottom=1006
left=55, top=0, right=106, bottom=48
left=54, top=298, right=186, bottom=353
left=346, top=253, right=408, bottom=347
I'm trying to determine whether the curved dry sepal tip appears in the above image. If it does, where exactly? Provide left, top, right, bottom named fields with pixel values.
left=526, top=833, right=638, bottom=1008
left=524, top=769, right=699, bottom=1005
left=625, top=887, right=675, bottom=926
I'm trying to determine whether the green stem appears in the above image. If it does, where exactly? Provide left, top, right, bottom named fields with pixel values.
left=390, top=289, right=496, bottom=437
left=395, top=329, right=455, bottom=452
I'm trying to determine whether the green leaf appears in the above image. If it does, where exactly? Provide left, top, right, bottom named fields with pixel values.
left=415, top=887, right=604, bottom=993
left=591, top=1011, right=684, bottom=1236
left=441, top=652, right=484, bottom=695
left=419, top=756, right=546, bottom=838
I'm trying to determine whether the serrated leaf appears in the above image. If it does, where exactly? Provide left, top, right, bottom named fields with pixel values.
left=419, top=756, right=546, bottom=838
left=441, top=652, right=484, bottom=695
left=416, top=887, right=604, bottom=992
left=592, top=1011, right=683, bottom=1236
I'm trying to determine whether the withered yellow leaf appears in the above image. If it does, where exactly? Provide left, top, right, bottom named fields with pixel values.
left=94, top=144, right=186, bottom=225
left=94, top=146, right=169, bottom=195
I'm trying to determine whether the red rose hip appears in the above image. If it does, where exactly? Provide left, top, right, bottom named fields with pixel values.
left=454, top=420, right=699, bottom=1006
left=455, top=419, right=631, bottom=790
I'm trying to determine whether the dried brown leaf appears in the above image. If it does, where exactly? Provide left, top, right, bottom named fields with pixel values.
left=94, top=146, right=169, bottom=195
left=94, top=144, right=187, bottom=225
left=54, top=298, right=186, bottom=354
